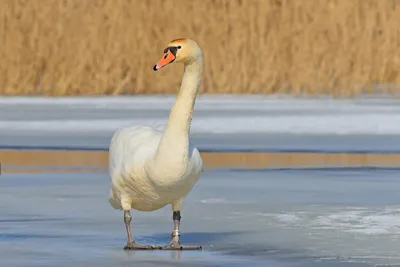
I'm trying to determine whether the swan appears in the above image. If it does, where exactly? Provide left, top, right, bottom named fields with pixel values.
left=108, top=38, right=204, bottom=250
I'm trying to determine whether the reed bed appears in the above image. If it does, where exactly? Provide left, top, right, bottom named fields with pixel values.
left=1, top=0, right=400, bottom=96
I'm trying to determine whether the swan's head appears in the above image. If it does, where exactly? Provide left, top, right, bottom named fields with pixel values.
left=153, top=38, right=202, bottom=71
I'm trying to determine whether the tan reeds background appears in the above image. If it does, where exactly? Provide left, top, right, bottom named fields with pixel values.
left=1, top=0, right=400, bottom=96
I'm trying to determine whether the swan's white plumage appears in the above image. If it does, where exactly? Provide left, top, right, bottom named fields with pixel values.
left=108, top=38, right=204, bottom=215
left=108, top=125, right=202, bottom=212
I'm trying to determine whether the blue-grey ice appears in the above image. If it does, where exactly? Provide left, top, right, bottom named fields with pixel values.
left=1, top=95, right=400, bottom=266
left=0, top=168, right=399, bottom=266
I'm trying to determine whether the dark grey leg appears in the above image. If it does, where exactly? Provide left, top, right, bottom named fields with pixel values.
left=124, top=211, right=134, bottom=244
left=171, top=211, right=181, bottom=244
left=161, top=211, right=202, bottom=250
left=123, top=210, right=159, bottom=250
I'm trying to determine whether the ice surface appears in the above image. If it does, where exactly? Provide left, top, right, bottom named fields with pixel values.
left=1, top=95, right=400, bottom=134
left=0, top=168, right=399, bottom=267
left=1, top=95, right=400, bottom=266
left=1, top=95, right=400, bottom=152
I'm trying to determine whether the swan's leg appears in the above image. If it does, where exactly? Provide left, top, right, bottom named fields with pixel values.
left=124, top=211, right=134, bottom=244
left=123, top=210, right=158, bottom=250
left=161, top=204, right=202, bottom=250
left=171, top=211, right=181, bottom=244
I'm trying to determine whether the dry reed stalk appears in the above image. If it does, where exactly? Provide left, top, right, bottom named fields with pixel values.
left=1, top=0, right=400, bottom=96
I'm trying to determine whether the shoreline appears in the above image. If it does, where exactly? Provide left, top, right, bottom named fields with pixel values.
left=2, top=149, right=400, bottom=174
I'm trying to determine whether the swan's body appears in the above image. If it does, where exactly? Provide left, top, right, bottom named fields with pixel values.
left=108, top=125, right=202, bottom=212
left=108, top=38, right=204, bottom=250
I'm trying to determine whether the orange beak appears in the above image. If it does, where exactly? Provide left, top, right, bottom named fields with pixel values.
left=153, top=51, right=176, bottom=71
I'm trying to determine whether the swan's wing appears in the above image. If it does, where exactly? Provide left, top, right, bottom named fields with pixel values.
left=188, top=139, right=203, bottom=173
left=109, top=125, right=162, bottom=179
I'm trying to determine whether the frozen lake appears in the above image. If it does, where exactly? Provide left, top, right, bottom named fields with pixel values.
left=0, top=168, right=399, bottom=267
left=1, top=95, right=400, bottom=266
left=1, top=95, right=400, bottom=152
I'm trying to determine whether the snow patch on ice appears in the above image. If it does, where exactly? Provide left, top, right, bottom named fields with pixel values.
left=312, top=208, right=400, bottom=235
left=1, top=114, right=400, bottom=135
left=229, top=207, right=400, bottom=236
left=2, top=95, right=400, bottom=135
left=200, top=198, right=229, bottom=204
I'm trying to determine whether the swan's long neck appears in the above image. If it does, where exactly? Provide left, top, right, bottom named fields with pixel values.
left=154, top=57, right=203, bottom=167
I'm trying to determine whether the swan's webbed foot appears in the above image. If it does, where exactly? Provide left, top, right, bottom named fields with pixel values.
left=124, top=242, right=161, bottom=250
left=161, top=240, right=202, bottom=250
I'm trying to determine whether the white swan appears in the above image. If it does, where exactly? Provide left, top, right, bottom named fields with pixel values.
left=108, top=38, right=204, bottom=250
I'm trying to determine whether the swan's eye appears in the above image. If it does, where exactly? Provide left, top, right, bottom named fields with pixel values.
left=177, top=46, right=181, bottom=49
left=164, top=48, right=168, bottom=53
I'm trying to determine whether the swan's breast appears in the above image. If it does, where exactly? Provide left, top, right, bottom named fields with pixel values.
left=108, top=126, right=203, bottom=210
